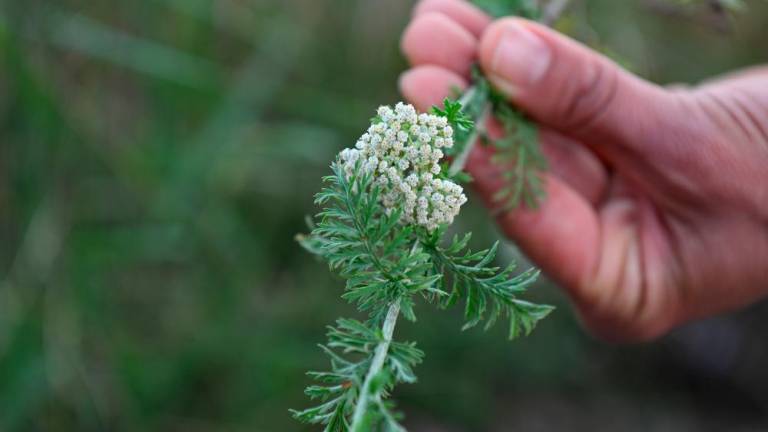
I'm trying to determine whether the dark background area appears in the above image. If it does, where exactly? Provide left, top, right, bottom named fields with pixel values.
left=1, top=0, right=768, bottom=431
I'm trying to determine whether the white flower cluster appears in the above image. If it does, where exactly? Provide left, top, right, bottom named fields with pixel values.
left=339, top=102, right=467, bottom=231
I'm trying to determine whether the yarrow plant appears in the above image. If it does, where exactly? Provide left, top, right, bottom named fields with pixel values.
left=292, top=101, right=554, bottom=431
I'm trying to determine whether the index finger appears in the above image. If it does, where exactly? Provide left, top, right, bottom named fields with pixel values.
left=413, top=0, right=492, bottom=37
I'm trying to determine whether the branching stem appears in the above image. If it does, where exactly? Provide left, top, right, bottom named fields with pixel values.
left=350, top=300, right=402, bottom=431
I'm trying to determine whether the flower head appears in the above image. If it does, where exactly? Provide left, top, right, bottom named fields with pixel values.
left=339, top=102, right=466, bottom=231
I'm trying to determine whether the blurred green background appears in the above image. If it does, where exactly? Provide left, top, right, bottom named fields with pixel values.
left=1, top=0, right=768, bottom=431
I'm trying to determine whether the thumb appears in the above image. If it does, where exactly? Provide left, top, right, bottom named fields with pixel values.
left=479, top=18, right=671, bottom=147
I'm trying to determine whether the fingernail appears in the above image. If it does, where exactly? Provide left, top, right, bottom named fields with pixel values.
left=489, top=21, right=551, bottom=93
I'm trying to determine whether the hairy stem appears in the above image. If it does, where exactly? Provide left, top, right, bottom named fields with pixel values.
left=449, top=102, right=488, bottom=176
left=350, top=300, right=401, bottom=431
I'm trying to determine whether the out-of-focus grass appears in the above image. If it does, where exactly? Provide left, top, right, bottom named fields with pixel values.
left=1, top=0, right=768, bottom=431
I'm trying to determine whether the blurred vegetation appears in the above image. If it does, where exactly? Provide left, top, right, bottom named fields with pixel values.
left=1, top=0, right=767, bottom=431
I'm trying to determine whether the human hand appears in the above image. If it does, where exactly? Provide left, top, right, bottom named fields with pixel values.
left=399, top=0, right=768, bottom=341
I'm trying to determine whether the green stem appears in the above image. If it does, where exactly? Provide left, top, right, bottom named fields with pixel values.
left=448, top=85, right=487, bottom=177
left=350, top=300, right=401, bottom=431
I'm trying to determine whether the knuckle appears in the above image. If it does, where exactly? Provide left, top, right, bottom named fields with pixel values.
left=560, top=58, right=621, bottom=134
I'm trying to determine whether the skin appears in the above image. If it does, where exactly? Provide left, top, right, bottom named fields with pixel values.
left=399, top=0, right=768, bottom=342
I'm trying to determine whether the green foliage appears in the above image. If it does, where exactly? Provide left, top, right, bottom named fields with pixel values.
left=421, top=230, right=553, bottom=339
left=310, top=164, right=441, bottom=320
left=430, top=99, right=474, bottom=134
left=490, top=102, right=547, bottom=209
